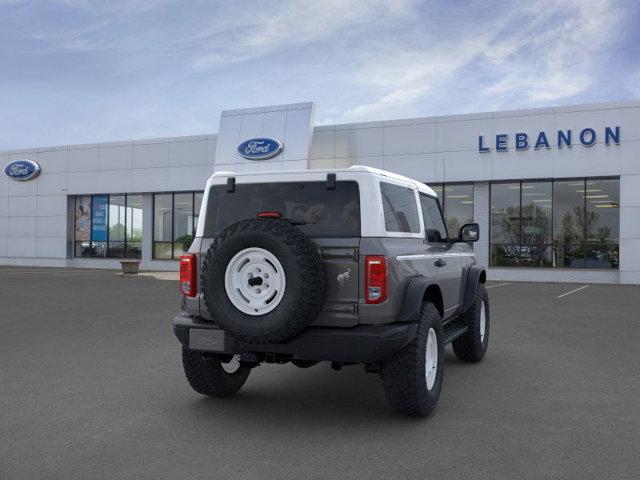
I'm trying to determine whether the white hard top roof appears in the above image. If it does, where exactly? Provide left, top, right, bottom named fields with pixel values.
left=209, top=165, right=438, bottom=197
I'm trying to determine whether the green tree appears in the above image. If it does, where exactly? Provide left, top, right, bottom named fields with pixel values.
left=175, top=234, right=194, bottom=251
left=520, top=204, right=551, bottom=266
left=109, top=223, right=125, bottom=241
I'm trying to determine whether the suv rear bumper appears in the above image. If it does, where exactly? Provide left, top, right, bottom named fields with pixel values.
left=173, top=313, right=417, bottom=364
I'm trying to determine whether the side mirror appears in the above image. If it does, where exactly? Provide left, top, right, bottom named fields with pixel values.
left=458, top=223, right=480, bottom=243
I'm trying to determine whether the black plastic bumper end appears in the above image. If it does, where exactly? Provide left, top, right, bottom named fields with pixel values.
left=173, top=313, right=417, bottom=364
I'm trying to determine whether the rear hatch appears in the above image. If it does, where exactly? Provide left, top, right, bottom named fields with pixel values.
left=198, top=179, right=361, bottom=327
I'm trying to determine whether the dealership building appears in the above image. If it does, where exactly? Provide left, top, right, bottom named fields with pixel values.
left=1, top=100, right=639, bottom=284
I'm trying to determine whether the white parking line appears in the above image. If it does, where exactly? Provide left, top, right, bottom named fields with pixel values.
left=0, top=270, right=113, bottom=276
left=557, top=284, right=590, bottom=298
left=0, top=271, right=63, bottom=275
left=51, top=272, right=115, bottom=276
left=0, top=269, right=55, bottom=273
left=486, top=282, right=511, bottom=289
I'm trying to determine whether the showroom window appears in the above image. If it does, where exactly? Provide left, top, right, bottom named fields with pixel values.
left=153, top=191, right=203, bottom=259
left=490, top=178, right=619, bottom=269
left=428, top=183, right=474, bottom=236
left=74, top=194, right=143, bottom=259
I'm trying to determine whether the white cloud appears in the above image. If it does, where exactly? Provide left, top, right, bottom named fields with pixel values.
left=191, top=0, right=415, bottom=69
left=334, top=0, right=625, bottom=122
left=52, top=0, right=172, bottom=13
left=339, top=85, right=429, bottom=121
left=481, top=0, right=621, bottom=105
left=0, top=0, right=634, bottom=149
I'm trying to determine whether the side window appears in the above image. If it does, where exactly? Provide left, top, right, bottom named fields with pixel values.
left=380, top=182, right=420, bottom=233
left=420, top=195, right=448, bottom=243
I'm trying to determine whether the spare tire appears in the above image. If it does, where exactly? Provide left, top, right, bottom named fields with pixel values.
left=201, top=218, right=325, bottom=344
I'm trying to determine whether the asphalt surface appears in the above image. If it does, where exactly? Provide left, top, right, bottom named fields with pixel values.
left=1, top=268, right=639, bottom=480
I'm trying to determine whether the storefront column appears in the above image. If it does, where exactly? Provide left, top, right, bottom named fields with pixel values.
left=142, top=193, right=153, bottom=262
left=619, top=174, right=640, bottom=284
left=473, top=182, right=489, bottom=268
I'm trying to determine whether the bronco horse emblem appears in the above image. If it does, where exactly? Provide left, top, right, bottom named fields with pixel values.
left=336, top=268, right=351, bottom=286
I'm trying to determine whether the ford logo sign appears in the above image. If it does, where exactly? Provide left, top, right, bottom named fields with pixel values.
left=237, top=137, right=283, bottom=160
left=4, top=159, right=41, bottom=181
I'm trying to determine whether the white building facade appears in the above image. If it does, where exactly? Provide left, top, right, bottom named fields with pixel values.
left=1, top=100, right=639, bottom=284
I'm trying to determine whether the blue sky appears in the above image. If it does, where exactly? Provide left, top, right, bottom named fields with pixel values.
left=1, top=0, right=639, bottom=150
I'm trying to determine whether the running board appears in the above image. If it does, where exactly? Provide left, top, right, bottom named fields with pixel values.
left=443, top=323, right=468, bottom=345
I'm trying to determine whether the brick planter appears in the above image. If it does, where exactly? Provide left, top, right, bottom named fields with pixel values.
left=119, top=259, right=141, bottom=274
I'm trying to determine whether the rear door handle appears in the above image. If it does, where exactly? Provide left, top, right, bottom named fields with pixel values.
left=434, top=258, right=447, bottom=267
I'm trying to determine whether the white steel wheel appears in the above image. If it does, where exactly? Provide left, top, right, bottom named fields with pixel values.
left=425, top=327, right=439, bottom=390
left=221, top=355, right=241, bottom=374
left=479, top=301, right=486, bottom=342
left=224, top=247, right=286, bottom=316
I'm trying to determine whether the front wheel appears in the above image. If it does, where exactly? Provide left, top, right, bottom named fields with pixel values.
left=452, top=283, right=490, bottom=362
left=182, top=347, right=252, bottom=397
left=381, top=302, right=444, bottom=417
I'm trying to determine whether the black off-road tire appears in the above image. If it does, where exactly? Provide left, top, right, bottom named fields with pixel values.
left=381, top=302, right=444, bottom=417
left=452, top=283, right=490, bottom=362
left=182, top=347, right=251, bottom=397
left=201, top=218, right=325, bottom=344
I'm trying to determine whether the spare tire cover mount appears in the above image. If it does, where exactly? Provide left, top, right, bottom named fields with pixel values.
left=224, top=247, right=286, bottom=316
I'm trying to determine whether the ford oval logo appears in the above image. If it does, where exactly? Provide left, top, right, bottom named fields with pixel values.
left=237, top=137, right=283, bottom=160
left=4, top=159, right=41, bottom=182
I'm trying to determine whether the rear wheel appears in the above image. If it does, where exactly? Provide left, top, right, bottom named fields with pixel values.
left=182, top=347, right=252, bottom=397
left=381, top=302, right=444, bottom=417
left=452, top=283, right=490, bottom=362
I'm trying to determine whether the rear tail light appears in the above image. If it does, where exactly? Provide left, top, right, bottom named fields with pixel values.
left=365, top=256, right=387, bottom=304
left=179, top=254, right=197, bottom=297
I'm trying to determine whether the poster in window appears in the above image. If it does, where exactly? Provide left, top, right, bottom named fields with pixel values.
left=74, top=196, right=91, bottom=241
left=91, top=195, right=108, bottom=242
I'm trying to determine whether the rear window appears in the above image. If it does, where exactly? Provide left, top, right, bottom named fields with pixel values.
left=204, top=181, right=360, bottom=237
left=380, top=181, right=420, bottom=233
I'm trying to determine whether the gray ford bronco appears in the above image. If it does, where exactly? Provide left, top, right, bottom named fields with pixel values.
left=173, top=166, right=489, bottom=416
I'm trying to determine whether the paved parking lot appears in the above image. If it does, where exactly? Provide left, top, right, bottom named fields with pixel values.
left=1, top=267, right=639, bottom=479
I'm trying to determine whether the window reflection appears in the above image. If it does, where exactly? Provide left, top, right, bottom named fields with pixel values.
left=173, top=193, right=194, bottom=256
left=520, top=181, right=552, bottom=267
left=153, top=194, right=172, bottom=259
left=428, top=183, right=474, bottom=237
left=153, top=192, right=204, bottom=260
left=73, top=193, right=143, bottom=259
left=108, top=195, right=126, bottom=258
left=444, top=184, right=474, bottom=236
left=586, top=179, right=619, bottom=244
left=74, top=196, right=92, bottom=257
left=553, top=180, right=586, bottom=268
left=491, top=178, right=619, bottom=269
left=585, top=179, right=619, bottom=268
left=126, top=195, right=143, bottom=259
left=194, top=193, right=203, bottom=235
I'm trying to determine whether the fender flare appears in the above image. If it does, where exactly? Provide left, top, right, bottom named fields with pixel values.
left=461, top=265, right=486, bottom=312
left=396, top=275, right=437, bottom=324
